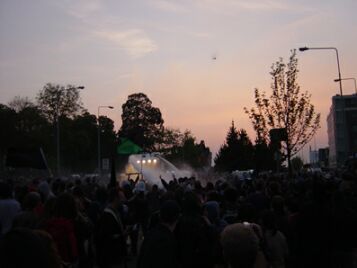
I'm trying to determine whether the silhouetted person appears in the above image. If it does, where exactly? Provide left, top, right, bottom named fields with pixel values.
left=44, top=193, right=79, bottom=264
left=137, top=200, right=180, bottom=268
left=176, top=191, right=215, bottom=268
left=0, top=228, right=62, bottom=268
left=221, top=223, right=266, bottom=268
left=95, top=188, right=127, bottom=268
left=0, top=181, right=21, bottom=235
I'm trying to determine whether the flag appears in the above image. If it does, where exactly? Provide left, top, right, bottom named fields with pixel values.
left=117, top=138, right=142, bottom=155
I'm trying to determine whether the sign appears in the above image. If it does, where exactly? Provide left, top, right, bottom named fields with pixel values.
left=102, top=158, right=110, bottom=171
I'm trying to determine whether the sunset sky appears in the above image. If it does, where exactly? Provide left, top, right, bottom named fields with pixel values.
left=1, top=0, right=356, bottom=161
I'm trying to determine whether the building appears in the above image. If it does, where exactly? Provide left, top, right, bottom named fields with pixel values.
left=327, top=94, right=357, bottom=167
left=318, top=148, right=329, bottom=167
left=309, top=147, right=319, bottom=165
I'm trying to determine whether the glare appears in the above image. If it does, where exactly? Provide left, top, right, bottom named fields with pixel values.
left=153, top=159, right=157, bottom=163
left=142, top=160, right=146, bottom=164
left=136, top=160, right=140, bottom=164
left=148, top=159, right=152, bottom=163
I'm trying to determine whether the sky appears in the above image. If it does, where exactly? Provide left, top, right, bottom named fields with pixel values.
left=1, top=0, right=356, bottom=162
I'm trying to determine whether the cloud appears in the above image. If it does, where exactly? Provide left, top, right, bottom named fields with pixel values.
left=195, top=0, right=313, bottom=14
left=95, top=29, right=158, bottom=58
left=150, top=0, right=188, bottom=13
left=63, top=0, right=103, bottom=19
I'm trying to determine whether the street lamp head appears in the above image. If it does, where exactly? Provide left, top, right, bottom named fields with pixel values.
left=108, top=106, right=114, bottom=109
left=334, top=79, right=341, bottom=82
left=77, top=86, right=85, bottom=89
left=299, top=47, right=309, bottom=52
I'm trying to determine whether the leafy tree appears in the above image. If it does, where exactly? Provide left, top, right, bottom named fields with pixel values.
left=14, top=106, right=51, bottom=149
left=0, top=105, right=17, bottom=170
left=214, top=121, right=254, bottom=172
left=118, top=93, right=164, bottom=151
left=236, top=129, right=254, bottom=170
left=163, top=130, right=212, bottom=168
left=37, top=83, right=83, bottom=123
left=61, top=112, right=97, bottom=172
left=156, top=127, right=184, bottom=153
left=8, top=96, right=35, bottom=113
left=291, top=156, right=304, bottom=172
left=245, top=50, right=320, bottom=174
left=253, top=139, right=275, bottom=172
left=98, top=115, right=117, bottom=158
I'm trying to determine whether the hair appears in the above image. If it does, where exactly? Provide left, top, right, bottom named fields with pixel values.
left=262, top=210, right=278, bottom=235
left=160, top=200, right=180, bottom=224
left=54, top=193, right=77, bottom=219
left=182, top=191, right=202, bottom=215
left=0, top=181, right=12, bottom=199
left=22, top=192, right=41, bottom=211
left=221, top=223, right=259, bottom=268
left=107, top=187, right=119, bottom=203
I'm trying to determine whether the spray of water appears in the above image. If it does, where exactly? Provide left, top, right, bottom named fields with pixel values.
left=127, top=153, right=191, bottom=187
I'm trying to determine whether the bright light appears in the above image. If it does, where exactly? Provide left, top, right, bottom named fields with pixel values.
left=136, top=160, right=140, bottom=164
left=148, top=159, right=152, bottom=163
left=153, top=159, right=157, bottom=163
left=142, top=160, right=146, bottom=164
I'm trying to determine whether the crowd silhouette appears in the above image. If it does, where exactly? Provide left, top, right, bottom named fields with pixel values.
left=0, top=170, right=356, bottom=268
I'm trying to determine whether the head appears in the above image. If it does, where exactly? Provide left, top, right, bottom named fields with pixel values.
left=0, top=181, right=12, bottom=199
left=54, top=193, right=77, bottom=220
left=160, top=200, right=180, bottom=230
left=22, top=192, right=41, bottom=211
left=108, top=187, right=121, bottom=209
left=0, top=228, right=61, bottom=268
left=221, top=223, right=259, bottom=268
left=182, top=191, right=202, bottom=215
left=204, top=201, right=220, bottom=224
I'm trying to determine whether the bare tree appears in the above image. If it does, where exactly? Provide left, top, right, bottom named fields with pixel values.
left=8, top=96, right=35, bottom=112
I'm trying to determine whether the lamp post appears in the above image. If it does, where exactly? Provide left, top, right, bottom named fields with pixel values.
left=299, top=46, right=349, bottom=165
left=97, top=105, right=114, bottom=175
left=334, top=77, right=357, bottom=94
left=56, top=86, right=84, bottom=176
left=299, top=46, right=343, bottom=96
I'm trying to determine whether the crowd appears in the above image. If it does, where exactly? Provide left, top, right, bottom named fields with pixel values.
left=0, top=170, right=356, bottom=268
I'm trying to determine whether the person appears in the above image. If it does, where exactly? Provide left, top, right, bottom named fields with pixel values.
left=262, top=211, right=289, bottom=268
left=220, top=223, right=266, bottom=268
left=0, top=181, right=21, bottom=235
left=44, top=193, right=79, bottom=264
left=137, top=200, right=180, bottom=268
left=12, top=191, right=42, bottom=229
left=0, top=228, right=62, bottom=268
left=95, top=187, right=127, bottom=268
left=176, top=191, right=216, bottom=268
left=128, top=180, right=149, bottom=255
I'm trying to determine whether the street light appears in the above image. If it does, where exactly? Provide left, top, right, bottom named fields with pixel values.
left=56, top=86, right=84, bottom=176
left=299, top=46, right=343, bottom=96
left=334, top=77, right=357, bottom=94
left=97, top=105, right=114, bottom=175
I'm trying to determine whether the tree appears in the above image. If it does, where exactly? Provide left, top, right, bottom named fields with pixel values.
left=214, top=121, right=254, bottom=172
left=37, top=83, right=83, bottom=123
left=8, top=96, right=35, bottom=113
left=236, top=129, right=254, bottom=170
left=0, top=104, right=17, bottom=170
left=118, top=93, right=164, bottom=151
left=253, top=139, right=275, bottom=172
left=61, top=112, right=97, bottom=172
left=245, top=50, right=320, bottom=174
left=291, top=156, right=304, bottom=172
left=162, top=129, right=212, bottom=168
